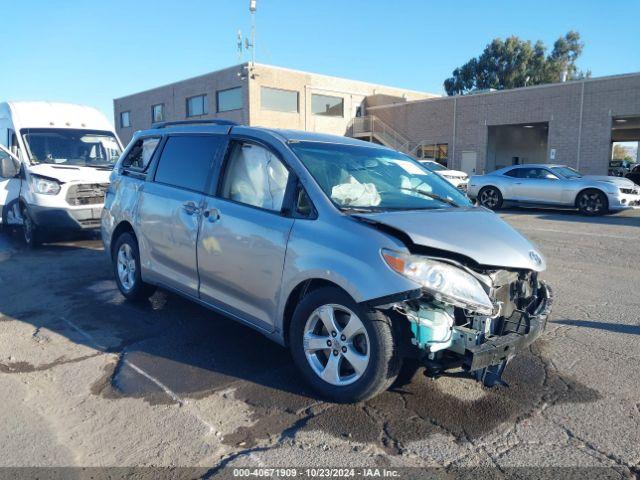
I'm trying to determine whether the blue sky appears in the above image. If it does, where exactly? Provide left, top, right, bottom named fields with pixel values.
left=2, top=0, right=638, bottom=124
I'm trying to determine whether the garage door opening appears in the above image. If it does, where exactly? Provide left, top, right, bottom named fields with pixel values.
left=486, top=123, right=549, bottom=172
left=610, top=116, right=640, bottom=176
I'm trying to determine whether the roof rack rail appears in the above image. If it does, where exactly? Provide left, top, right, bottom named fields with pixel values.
left=152, top=119, right=239, bottom=129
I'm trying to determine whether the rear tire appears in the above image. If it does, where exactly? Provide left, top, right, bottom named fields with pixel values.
left=289, top=286, right=401, bottom=403
left=112, top=232, right=156, bottom=301
left=576, top=189, right=608, bottom=216
left=478, top=186, right=503, bottom=210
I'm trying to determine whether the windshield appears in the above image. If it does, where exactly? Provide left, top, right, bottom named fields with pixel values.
left=290, top=142, right=472, bottom=211
left=421, top=160, right=446, bottom=172
left=550, top=166, right=583, bottom=179
left=21, top=129, right=122, bottom=167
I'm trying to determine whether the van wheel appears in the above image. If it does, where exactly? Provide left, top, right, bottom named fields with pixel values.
left=289, top=287, right=400, bottom=403
left=478, top=186, right=503, bottom=210
left=21, top=206, right=40, bottom=248
left=113, top=232, right=156, bottom=301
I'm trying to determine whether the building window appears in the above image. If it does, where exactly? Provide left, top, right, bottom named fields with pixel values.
left=186, top=95, right=208, bottom=117
left=217, top=87, right=242, bottom=112
left=120, top=111, right=131, bottom=128
left=261, top=87, right=299, bottom=113
left=152, top=104, right=165, bottom=123
left=311, top=94, right=344, bottom=117
left=416, top=143, right=448, bottom=167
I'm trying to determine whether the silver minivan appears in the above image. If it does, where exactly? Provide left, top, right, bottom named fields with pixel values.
left=102, top=120, right=552, bottom=402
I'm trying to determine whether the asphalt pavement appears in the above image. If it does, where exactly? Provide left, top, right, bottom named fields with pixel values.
left=0, top=208, right=638, bottom=477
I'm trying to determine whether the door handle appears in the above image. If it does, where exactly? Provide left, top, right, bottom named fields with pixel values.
left=182, top=201, right=200, bottom=215
left=203, top=208, right=220, bottom=223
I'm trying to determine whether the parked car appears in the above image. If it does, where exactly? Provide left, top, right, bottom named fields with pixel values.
left=102, top=121, right=552, bottom=402
left=419, top=159, right=469, bottom=191
left=468, top=164, right=640, bottom=215
left=0, top=101, right=123, bottom=246
left=626, top=164, right=640, bottom=186
left=608, top=159, right=636, bottom=177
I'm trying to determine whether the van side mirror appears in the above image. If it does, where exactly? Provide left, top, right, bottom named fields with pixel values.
left=0, top=157, right=20, bottom=179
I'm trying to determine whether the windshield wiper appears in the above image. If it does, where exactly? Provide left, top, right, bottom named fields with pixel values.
left=397, top=187, right=460, bottom=207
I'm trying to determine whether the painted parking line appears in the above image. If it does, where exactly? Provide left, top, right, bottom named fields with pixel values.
left=60, top=316, right=216, bottom=434
left=514, top=226, right=633, bottom=241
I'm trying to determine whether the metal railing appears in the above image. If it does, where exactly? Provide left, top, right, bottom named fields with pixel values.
left=347, top=115, right=427, bottom=158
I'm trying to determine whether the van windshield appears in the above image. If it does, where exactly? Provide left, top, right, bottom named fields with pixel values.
left=21, top=129, right=121, bottom=167
left=290, top=141, right=472, bottom=211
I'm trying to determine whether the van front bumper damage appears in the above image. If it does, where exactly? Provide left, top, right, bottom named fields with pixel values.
left=392, top=277, right=552, bottom=387
left=28, top=204, right=103, bottom=231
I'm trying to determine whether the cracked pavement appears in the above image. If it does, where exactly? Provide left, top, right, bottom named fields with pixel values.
left=0, top=209, right=638, bottom=476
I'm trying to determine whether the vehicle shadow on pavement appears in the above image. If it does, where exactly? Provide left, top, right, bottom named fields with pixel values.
left=553, top=319, right=640, bottom=336
left=0, top=242, right=601, bottom=453
left=500, top=207, right=640, bottom=227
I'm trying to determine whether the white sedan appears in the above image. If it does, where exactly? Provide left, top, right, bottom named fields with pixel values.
left=419, top=160, right=469, bottom=191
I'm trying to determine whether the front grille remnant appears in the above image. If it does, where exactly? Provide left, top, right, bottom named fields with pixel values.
left=66, top=183, right=109, bottom=206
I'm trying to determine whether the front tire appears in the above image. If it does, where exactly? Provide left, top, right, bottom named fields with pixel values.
left=112, top=232, right=156, bottom=301
left=576, top=189, right=608, bottom=215
left=289, top=287, right=400, bottom=403
left=478, top=186, right=503, bottom=210
left=21, top=206, right=41, bottom=248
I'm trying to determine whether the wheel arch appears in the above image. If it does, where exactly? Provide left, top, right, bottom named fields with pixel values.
left=281, top=279, right=353, bottom=347
left=110, top=220, right=136, bottom=260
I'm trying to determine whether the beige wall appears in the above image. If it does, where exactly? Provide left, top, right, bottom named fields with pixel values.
left=370, top=73, right=640, bottom=175
left=113, top=62, right=434, bottom=145
left=248, top=64, right=432, bottom=136
left=114, top=65, right=249, bottom=145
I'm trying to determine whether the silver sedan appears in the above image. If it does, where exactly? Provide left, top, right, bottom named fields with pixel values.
left=468, top=164, right=640, bottom=215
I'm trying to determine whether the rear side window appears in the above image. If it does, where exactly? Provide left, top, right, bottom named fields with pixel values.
left=504, top=168, right=522, bottom=178
left=154, top=135, right=224, bottom=193
left=122, top=137, right=160, bottom=171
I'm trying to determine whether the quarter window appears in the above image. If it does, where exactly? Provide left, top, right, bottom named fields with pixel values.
left=186, top=95, right=208, bottom=117
left=217, top=87, right=243, bottom=112
left=311, top=94, right=344, bottom=117
left=154, top=136, right=224, bottom=192
left=261, top=87, right=299, bottom=113
left=220, top=142, right=290, bottom=212
left=122, top=137, right=161, bottom=171
left=120, top=111, right=131, bottom=128
left=152, top=104, right=164, bottom=123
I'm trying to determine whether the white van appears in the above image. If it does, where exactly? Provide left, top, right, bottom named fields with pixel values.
left=0, top=101, right=123, bottom=246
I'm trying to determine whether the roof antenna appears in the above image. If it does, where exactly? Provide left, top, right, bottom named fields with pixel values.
left=236, top=29, right=243, bottom=62
left=247, top=0, right=257, bottom=67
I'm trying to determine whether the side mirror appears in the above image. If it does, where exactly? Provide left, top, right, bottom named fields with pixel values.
left=0, top=157, right=20, bottom=179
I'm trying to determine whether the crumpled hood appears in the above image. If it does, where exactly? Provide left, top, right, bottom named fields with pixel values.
left=28, top=164, right=112, bottom=184
left=355, top=207, right=546, bottom=272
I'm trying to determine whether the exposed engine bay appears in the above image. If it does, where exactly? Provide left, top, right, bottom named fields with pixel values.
left=390, top=265, right=552, bottom=387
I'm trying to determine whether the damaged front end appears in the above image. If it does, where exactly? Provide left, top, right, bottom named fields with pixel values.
left=381, top=251, right=553, bottom=387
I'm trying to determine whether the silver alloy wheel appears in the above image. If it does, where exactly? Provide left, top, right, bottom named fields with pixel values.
left=480, top=188, right=499, bottom=208
left=117, top=243, right=137, bottom=292
left=578, top=192, right=604, bottom=214
left=303, top=304, right=370, bottom=386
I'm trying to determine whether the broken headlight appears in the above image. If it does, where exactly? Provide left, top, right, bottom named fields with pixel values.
left=382, top=249, right=493, bottom=315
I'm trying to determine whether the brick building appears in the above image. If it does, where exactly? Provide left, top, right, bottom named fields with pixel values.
left=113, top=63, right=433, bottom=145
left=363, top=73, right=640, bottom=175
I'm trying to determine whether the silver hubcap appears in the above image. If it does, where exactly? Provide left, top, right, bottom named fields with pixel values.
left=117, top=243, right=136, bottom=291
left=303, top=304, right=370, bottom=386
left=480, top=188, right=499, bottom=208
left=578, top=193, right=604, bottom=213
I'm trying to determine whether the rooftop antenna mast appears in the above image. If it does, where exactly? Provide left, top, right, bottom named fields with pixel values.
left=246, top=0, right=257, bottom=67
